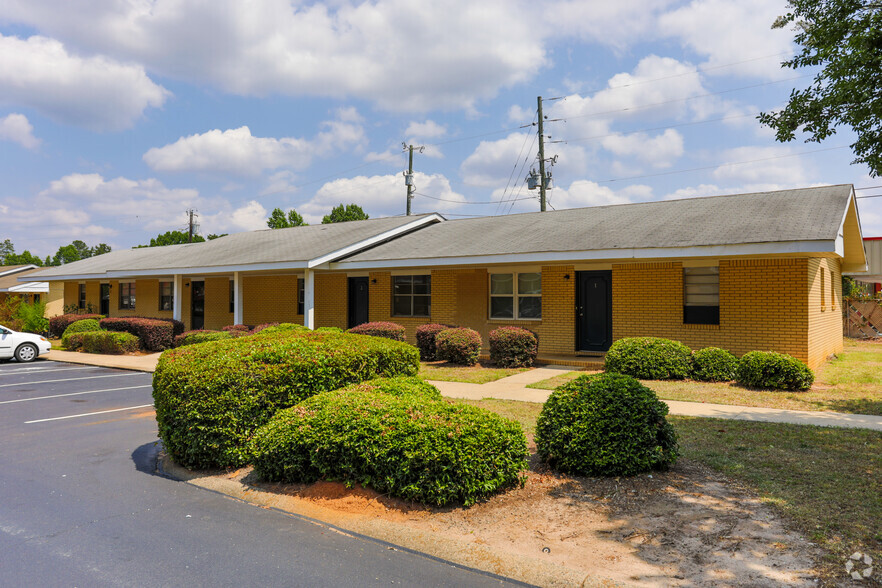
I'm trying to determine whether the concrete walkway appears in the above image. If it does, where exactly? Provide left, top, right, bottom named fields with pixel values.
left=39, top=352, right=882, bottom=431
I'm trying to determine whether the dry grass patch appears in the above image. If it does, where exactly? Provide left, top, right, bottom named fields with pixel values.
left=419, top=360, right=529, bottom=384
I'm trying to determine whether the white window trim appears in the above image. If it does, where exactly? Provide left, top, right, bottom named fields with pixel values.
left=489, top=272, right=542, bottom=320
left=391, top=274, right=431, bottom=317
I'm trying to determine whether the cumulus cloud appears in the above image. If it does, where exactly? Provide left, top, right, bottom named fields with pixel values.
left=143, top=109, right=366, bottom=175
left=201, top=200, right=269, bottom=234
left=711, top=145, right=809, bottom=185
left=299, top=172, right=466, bottom=222
left=0, top=34, right=168, bottom=131
left=601, top=129, right=684, bottom=168
left=659, top=0, right=794, bottom=79
left=0, top=113, right=40, bottom=149
left=405, top=120, right=447, bottom=140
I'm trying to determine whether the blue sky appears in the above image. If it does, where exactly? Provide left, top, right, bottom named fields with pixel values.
left=1, top=0, right=880, bottom=259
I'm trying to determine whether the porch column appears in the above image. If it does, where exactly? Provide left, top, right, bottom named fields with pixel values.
left=233, top=271, right=243, bottom=325
left=172, top=274, right=183, bottom=321
left=304, top=268, right=315, bottom=329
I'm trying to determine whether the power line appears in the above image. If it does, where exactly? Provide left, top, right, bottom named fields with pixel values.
left=855, top=185, right=882, bottom=191
left=856, top=193, right=882, bottom=199
left=559, top=111, right=760, bottom=144
left=414, top=191, right=536, bottom=205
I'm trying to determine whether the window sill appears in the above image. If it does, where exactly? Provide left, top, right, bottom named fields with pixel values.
left=488, top=318, right=542, bottom=323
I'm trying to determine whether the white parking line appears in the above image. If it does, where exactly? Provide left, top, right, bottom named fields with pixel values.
left=0, top=373, right=143, bottom=388
left=25, top=404, right=154, bottom=424
left=0, top=385, right=153, bottom=405
left=0, top=366, right=92, bottom=377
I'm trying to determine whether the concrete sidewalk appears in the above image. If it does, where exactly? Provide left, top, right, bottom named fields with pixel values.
left=40, top=352, right=882, bottom=431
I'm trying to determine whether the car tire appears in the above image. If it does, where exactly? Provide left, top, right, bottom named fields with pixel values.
left=14, top=343, right=38, bottom=363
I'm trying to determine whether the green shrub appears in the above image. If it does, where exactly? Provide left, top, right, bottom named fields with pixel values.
left=14, top=301, right=49, bottom=334
left=222, top=324, right=252, bottom=333
left=336, top=376, right=442, bottom=401
left=347, top=321, right=406, bottom=342
left=489, top=326, right=538, bottom=368
left=63, top=332, right=87, bottom=351
left=173, top=330, right=232, bottom=348
left=691, top=347, right=738, bottom=382
left=736, top=351, right=814, bottom=391
left=251, top=389, right=528, bottom=506
left=62, top=318, right=102, bottom=339
left=415, top=323, right=449, bottom=361
left=100, top=317, right=174, bottom=351
left=315, top=326, right=344, bottom=334
left=250, top=323, right=310, bottom=336
left=604, top=337, right=692, bottom=380
left=152, top=329, right=420, bottom=469
left=80, top=331, right=140, bottom=354
left=49, top=313, right=104, bottom=337
left=535, top=373, right=678, bottom=477
left=435, top=327, right=482, bottom=366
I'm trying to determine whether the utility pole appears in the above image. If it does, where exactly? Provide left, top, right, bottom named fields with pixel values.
left=537, top=96, right=547, bottom=212
left=402, top=143, right=424, bottom=216
left=187, top=209, right=196, bottom=243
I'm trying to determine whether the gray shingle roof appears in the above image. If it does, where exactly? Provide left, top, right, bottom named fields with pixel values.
left=32, top=214, right=436, bottom=278
left=342, top=185, right=854, bottom=263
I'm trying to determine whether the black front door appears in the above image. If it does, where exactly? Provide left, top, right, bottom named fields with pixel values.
left=100, top=284, right=110, bottom=316
left=191, top=280, right=205, bottom=330
left=576, top=271, right=612, bottom=352
left=347, top=277, right=369, bottom=328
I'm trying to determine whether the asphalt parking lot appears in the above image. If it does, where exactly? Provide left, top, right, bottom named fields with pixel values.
left=0, top=359, right=520, bottom=587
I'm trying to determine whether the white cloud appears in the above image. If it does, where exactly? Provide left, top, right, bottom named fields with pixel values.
left=501, top=180, right=651, bottom=214
left=300, top=172, right=466, bottom=222
left=711, top=145, right=809, bottom=185
left=601, top=129, right=684, bottom=168
left=0, top=113, right=39, bottom=149
left=0, top=34, right=168, bottom=131
left=663, top=183, right=722, bottom=200
left=144, top=109, right=365, bottom=175
left=260, top=171, right=300, bottom=196
left=659, top=0, right=794, bottom=79
left=201, top=200, right=269, bottom=234
left=405, top=120, right=447, bottom=140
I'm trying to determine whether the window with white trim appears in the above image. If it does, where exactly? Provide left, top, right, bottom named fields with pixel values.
left=392, top=275, right=430, bottom=317
left=119, top=282, right=136, bottom=310
left=159, top=281, right=173, bottom=311
left=490, top=272, right=541, bottom=319
left=683, top=267, right=719, bottom=324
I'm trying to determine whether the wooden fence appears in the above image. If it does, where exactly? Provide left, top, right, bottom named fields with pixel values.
left=844, top=299, right=882, bottom=339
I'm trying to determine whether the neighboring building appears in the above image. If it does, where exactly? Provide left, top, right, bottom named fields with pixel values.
left=27, top=185, right=867, bottom=369
left=846, top=237, right=882, bottom=296
left=0, top=265, right=64, bottom=317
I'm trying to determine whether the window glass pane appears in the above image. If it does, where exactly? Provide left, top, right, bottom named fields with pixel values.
left=490, top=274, right=513, bottom=295
left=393, top=276, right=412, bottom=295
left=518, top=273, right=541, bottom=295
left=519, top=296, right=542, bottom=318
left=393, top=295, right=412, bottom=316
left=412, top=275, right=430, bottom=294
left=490, top=297, right=513, bottom=318
left=412, top=295, right=430, bottom=316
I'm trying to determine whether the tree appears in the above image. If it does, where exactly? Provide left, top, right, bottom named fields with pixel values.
left=142, top=230, right=206, bottom=247
left=92, top=243, right=112, bottom=257
left=50, top=240, right=110, bottom=265
left=266, top=207, right=307, bottom=229
left=758, top=1, right=882, bottom=176
left=321, top=203, right=369, bottom=224
left=5, top=250, right=44, bottom=266
left=0, top=239, right=14, bottom=263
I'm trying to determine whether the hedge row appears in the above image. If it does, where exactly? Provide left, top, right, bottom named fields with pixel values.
left=64, top=331, right=140, bottom=354
left=49, top=313, right=104, bottom=337
left=251, top=383, right=528, bottom=506
left=100, top=317, right=174, bottom=351
left=152, top=326, right=420, bottom=468
left=62, top=318, right=102, bottom=339
left=604, top=337, right=814, bottom=391
left=346, top=321, right=406, bottom=341
left=174, top=330, right=234, bottom=348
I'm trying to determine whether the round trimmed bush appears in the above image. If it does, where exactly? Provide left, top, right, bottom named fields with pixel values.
left=489, top=326, right=538, bottom=368
left=173, top=330, right=233, bottom=348
left=346, top=321, right=406, bottom=342
left=251, top=323, right=310, bottom=336
left=251, top=389, right=528, bottom=506
left=222, top=324, right=251, bottom=333
left=435, top=327, right=482, bottom=366
left=604, top=337, right=693, bottom=380
left=81, top=331, right=140, bottom=354
left=315, top=326, right=344, bottom=334
left=251, top=322, right=280, bottom=334
left=153, top=328, right=420, bottom=469
left=336, top=376, right=442, bottom=401
left=415, top=323, right=449, bottom=361
left=692, top=347, right=738, bottom=382
left=535, top=373, right=678, bottom=476
left=62, top=318, right=102, bottom=339
left=49, top=313, right=104, bottom=337
left=736, top=351, right=814, bottom=391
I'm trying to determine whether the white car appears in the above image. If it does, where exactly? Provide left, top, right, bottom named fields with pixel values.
left=0, top=326, right=52, bottom=363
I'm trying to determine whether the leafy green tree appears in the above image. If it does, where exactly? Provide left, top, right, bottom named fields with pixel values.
left=321, top=203, right=369, bottom=224
left=759, top=1, right=882, bottom=175
left=142, top=230, right=206, bottom=247
left=50, top=240, right=111, bottom=265
left=91, top=243, right=112, bottom=256
left=5, top=250, right=44, bottom=266
left=206, top=233, right=227, bottom=240
left=0, top=239, right=14, bottom=264
left=266, top=207, right=307, bottom=229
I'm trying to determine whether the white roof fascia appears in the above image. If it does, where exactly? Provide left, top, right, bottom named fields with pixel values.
left=0, top=264, right=37, bottom=278
left=106, top=261, right=309, bottom=278
left=331, top=240, right=837, bottom=270
left=307, top=214, right=445, bottom=269
left=5, top=281, right=49, bottom=293
left=27, top=273, right=108, bottom=282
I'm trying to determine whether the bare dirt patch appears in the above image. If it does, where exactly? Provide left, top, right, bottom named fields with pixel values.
left=193, top=451, right=823, bottom=587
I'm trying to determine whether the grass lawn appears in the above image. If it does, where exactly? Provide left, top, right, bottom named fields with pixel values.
left=527, top=338, right=882, bottom=415
left=454, top=397, right=882, bottom=574
left=419, top=361, right=530, bottom=384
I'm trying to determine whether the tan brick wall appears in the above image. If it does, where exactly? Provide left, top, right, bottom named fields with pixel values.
left=46, top=282, right=64, bottom=317
left=203, top=277, right=233, bottom=330
left=242, top=275, right=301, bottom=327
left=63, top=282, right=78, bottom=310
left=807, top=258, right=844, bottom=367
left=316, top=273, right=348, bottom=329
